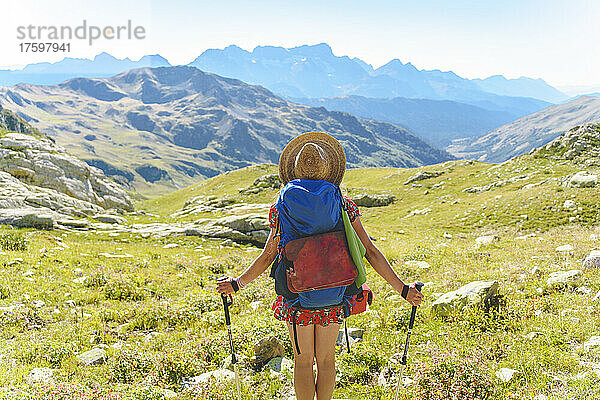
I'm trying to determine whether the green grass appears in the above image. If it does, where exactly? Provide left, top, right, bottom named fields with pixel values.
left=0, top=153, right=599, bottom=399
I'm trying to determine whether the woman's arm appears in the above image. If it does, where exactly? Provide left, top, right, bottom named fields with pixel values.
left=351, top=216, right=423, bottom=306
left=216, top=227, right=279, bottom=295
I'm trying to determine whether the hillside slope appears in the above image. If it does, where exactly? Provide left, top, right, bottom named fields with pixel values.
left=448, top=96, right=600, bottom=162
left=0, top=66, right=452, bottom=197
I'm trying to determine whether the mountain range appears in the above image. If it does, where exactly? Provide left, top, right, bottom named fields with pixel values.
left=294, top=95, right=517, bottom=147
left=0, top=66, right=452, bottom=196
left=448, top=96, right=600, bottom=162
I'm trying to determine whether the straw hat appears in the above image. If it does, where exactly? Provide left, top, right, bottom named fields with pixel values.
left=279, top=132, right=346, bottom=186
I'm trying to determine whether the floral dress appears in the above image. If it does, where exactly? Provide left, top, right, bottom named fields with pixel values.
left=269, top=196, right=361, bottom=326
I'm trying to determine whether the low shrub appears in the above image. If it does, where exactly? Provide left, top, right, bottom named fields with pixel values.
left=412, top=352, right=496, bottom=400
left=0, top=231, right=28, bottom=251
left=107, top=348, right=154, bottom=384
left=104, top=279, right=145, bottom=301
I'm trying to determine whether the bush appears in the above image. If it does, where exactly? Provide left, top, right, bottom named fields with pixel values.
left=104, top=279, right=145, bottom=301
left=412, top=353, right=495, bottom=400
left=0, top=231, right=28, bottom=251
left=154, top=347, right=205, bottom=388
left=337, top=343, right=385, bottom=385
left=108, top=348, right=154, bottom=384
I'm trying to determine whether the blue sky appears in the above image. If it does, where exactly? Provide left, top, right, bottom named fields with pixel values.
left=2, top=0, right=599, bottom=88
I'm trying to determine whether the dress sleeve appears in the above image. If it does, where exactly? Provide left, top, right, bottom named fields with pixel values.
left=342, top=196, right=361, bottom=222
left=268, top=204, right=279, bottom=230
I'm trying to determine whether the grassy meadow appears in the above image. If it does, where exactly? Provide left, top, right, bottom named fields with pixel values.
left=0, top=155, right=599, bottom=399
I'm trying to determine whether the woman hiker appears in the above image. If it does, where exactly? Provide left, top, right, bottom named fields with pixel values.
left=217, top=132, right=424, bottom=400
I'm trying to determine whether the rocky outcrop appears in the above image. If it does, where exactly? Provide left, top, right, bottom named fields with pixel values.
left=537, top=123, right=600, bottom=167
left=0, top=132, right=132, bottom=211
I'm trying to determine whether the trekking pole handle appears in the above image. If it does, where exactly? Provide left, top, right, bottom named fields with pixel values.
left=221, top=294, right=233, bottom=326
left=401, top=282, right=424, bottom=365
left=407, top=282, right=424, bottom=329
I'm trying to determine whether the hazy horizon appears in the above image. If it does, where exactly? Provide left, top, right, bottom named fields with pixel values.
left=2, top=0, right=599, bottom=88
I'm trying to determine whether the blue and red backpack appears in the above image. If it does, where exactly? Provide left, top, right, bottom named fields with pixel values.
left=269, top=179, right=372, bottom=353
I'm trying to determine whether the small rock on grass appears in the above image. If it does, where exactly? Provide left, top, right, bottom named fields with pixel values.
left=475, top=235, right=499, bottom=246
left=26, top=367, right=54, bottom=384
left=431, top=280, right=499, bottom=317
left=496, top=367, right=520, bottom=383
left=556, top=244, right=574, bottom=252
left=546, top=270, right=582, bottom=290
left=582, top=250, right=600, bottom=268
left=184, top=369, right=235, bottom=387
left=76, top=347, right=107, bottom=366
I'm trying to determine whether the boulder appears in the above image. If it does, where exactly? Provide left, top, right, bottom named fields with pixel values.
left=404, top=170, right=444, bottom=184
left=93, top=214, right=127, bottom=224
left=563, top=171, right=598, bottom=188
left=0, top=207, right=56, bottom=229
left=582, top=250, right=600, bottom=268
left=336, top=327, right=364, bottom=347
left=351, top=193, right=396, bottom=207
left=431, top=280, right=499, bottom=317
left=185, top=369, right=235, bottom=386
left=546, top=270, right=582, bottom=290
left=252, top=336, right=285, bottom=368
left=76, top=347, right=107, bottom=366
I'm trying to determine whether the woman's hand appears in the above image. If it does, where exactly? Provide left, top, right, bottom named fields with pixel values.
left=216, top=276, right=237, bottom=296
left=405, top=282, right=424, bottom=306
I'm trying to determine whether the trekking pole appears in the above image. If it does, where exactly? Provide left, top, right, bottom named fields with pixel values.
left=221, top=292, right=242, bottom=400
left=393, top=282, right=424, bottom=400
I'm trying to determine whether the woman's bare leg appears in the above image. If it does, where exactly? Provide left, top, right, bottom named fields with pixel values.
left=287, top=322, right=316, bottom=400
left=314, top=323, right=340, bottom=400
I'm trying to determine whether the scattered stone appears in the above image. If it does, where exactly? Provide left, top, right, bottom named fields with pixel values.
left=529, top=266, right=542, bottom=277
left=351, top=193, right=396, bottom=207
left=31, top=300, right=45, bottom=308
left=584, top=336, right=600, bottom=353
left=525, top=332, right=543, bottom=340
left=533, top=394, right=548, bottom=400
left=593, top=290, right=600, bottom=302
left=26, top=367, right=54, bottom=384
left=582, top=250, right=600, bottom=268
left=404, top=170, right=444, bottom=184
left=252, top=336, right=285, bottom=368
left=184, top=369, right=235, bottom=386
left=555, top=244, right=574, bottom=252
left=563, top=200, right=577, bottom=209
left=443, top=232, right=452, bottom=239
left=159, top=388, right=178, bottom=398
left=98, top=252, right=134, bottom=258
left=476, top=235, right=498, bottom=246
left=546, top=270, right=582, bottom=290
left=162, top=243, right=179, bottom=249
left=406, top=260, right=431, bottom=270
left=431, top=280, right=499, bottom=317
left=93, top=214, right=127, bottom=224
left=76, top=347, right=107, bottom=366
left=496, top=367, right=520, bottom=383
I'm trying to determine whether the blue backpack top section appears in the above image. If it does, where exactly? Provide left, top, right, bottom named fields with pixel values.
left=275, top=179, right=347, bottom=308
left=276, top=179, right=344, bottom=249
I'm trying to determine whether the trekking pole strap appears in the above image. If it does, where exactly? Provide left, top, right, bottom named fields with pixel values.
left=292, top=309, right=301, bottom=355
